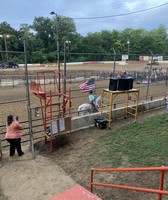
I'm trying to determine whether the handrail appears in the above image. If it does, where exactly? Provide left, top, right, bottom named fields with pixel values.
left=90, top=166, right=168, bottom=200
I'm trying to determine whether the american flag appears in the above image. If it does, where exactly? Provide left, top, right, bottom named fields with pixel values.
left=142, top=79, right=151, bottom=84
left=79, top=78, right=95, bottom=93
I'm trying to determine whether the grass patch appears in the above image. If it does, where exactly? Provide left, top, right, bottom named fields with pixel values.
left=96, top=114, right=168, bottom=167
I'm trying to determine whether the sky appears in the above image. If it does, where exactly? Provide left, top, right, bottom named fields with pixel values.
left=0, top=0, right=168, bottom=36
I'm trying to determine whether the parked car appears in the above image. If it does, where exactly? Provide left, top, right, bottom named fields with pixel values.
left=8, top=61, right=19, bottom=68
left=147, top=60, right=159, bottom=65
left=0, top=61, right=7, bottom=69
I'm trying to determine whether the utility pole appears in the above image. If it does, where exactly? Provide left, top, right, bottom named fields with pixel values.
left=146, top=49, right=153, bottom=102
left=50, top=12, right=61, bottom=94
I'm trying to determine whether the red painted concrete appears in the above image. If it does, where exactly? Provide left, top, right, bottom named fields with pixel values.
left=48, top=184, right=101, bottom=200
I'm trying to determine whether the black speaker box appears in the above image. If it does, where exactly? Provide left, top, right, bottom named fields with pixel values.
left=118, top=78, right=126, bottom=91
left=118, top=78, right=134, bottom=91
left=109, top=78, right=118, bottom=91
left=127, top=78, right=134, bottom=90
left=109, top=78, right=134, bottom=91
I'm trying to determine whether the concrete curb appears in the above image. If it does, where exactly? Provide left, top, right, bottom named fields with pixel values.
left=71, top=98, right=165, bottom=131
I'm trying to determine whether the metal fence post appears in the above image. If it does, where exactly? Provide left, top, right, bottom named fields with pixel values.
left=24, top=40, right=35, bottom=156
left=146, top=49, right=153, bottom=102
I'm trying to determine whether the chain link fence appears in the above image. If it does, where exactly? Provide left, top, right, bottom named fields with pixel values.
left=1, top=52, right=168, bottom=156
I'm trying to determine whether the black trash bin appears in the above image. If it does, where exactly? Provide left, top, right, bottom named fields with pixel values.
left=94, top=116, right=107, bottom=129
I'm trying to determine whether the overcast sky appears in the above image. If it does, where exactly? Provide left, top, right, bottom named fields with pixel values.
left=0, top=0, right=168, bottom=36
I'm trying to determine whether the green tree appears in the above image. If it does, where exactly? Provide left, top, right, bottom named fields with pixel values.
left=148, top=25, right=168, bottom=54
left=1, top=18, right=168, bottom=63
left=31, top=16, right=77, bottom=63
left=0, top=22, right=20, bottom=62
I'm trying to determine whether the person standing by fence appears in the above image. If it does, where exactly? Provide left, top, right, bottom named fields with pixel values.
left=5, top=115, right=24, bottom=157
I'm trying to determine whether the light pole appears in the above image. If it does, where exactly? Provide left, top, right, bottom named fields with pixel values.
left=67, top=41, right=71, bottom=63
left=63, top=40, right=71, bottom=115
left=50, top=11, right=61, bottom=94
left=64, top=40, right=71, bottom=94
left=127, top=40, right=130, bottom=60
left=112, top=48, right=116, bottom=77
left=0, top=34, right=10, bottom=62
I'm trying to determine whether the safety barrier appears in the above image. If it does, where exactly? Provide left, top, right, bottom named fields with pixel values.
left=90, top=166, right=168, bottom=200
left=0, top=98, right=166, bottom=149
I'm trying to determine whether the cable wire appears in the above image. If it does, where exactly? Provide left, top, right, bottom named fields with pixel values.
left=72, top=3, right=168, bottom=20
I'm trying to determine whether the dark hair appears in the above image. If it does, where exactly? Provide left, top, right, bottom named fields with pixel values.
left=89, top=90, right=93, bottom=94
left=7, top=115, right=13, bottom=126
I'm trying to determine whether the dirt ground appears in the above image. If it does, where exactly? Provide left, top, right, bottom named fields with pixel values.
left=0, top=107, right=167, bottom=200
left=1, top=61, right=168, bottom=200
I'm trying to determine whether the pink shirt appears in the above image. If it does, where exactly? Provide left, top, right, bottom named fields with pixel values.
left=5, top=120, right=22, bottom=139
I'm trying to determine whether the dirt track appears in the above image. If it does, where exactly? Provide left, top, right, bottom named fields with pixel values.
left=1, top=61, right=168, bottom=121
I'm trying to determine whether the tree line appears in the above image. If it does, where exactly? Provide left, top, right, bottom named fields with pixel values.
left=0, top=16, right=168, bottom=63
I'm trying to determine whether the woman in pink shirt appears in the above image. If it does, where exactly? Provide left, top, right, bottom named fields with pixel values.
left=5, top=115, right=24, bottom=157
